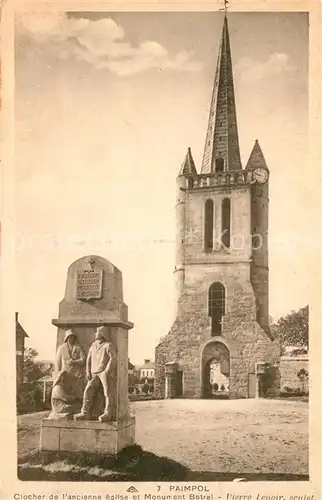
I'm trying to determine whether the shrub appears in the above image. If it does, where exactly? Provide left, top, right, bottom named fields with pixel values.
left=297, top=368, right=309, bottom=392
left=261, top=364, right=277, bottom=397
left=280, top=387, right=309, bottom=398
left=17, top=385, right=44, bottom=414
left=265, top=388, right=276, bottom=398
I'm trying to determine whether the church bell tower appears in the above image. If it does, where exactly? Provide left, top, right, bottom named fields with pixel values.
left=155, top=14, right=279, bottom=400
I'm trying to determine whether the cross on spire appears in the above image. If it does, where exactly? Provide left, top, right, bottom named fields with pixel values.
left=84, top=257, right=95, bottom=272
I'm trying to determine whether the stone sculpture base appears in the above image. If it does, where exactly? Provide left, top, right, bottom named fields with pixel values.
left=40, top=416, right=135, bottom=455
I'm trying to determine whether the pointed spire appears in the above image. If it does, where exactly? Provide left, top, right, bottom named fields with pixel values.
left=178, top=147, right=198, bottom=178
left=201, top=16, right=242, bottom=174
left=246, top=140, right=269, bottom=170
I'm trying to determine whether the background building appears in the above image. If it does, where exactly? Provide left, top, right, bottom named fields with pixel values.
left=16, top=312, right=28, bottom=388
left=128, top=359, right=135, bottom=376
left=139, top=359, right=155, bottom=380
left=128, top=359, right=156, bottom=396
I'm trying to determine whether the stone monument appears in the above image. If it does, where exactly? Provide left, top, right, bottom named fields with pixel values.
left=49, top=328, right=86, bottom=419
left=40, top=255, right=135, bottom=455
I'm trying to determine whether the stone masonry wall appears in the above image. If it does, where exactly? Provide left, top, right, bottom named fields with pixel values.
left=280, top=355, right=309, bottom=393
left=157, top=153, right=277, bottom=399
left=251, top=265, right=269, bottom=331
left=155, top=264, right=280, bottom=399
left=250, top=181, right=269, bottom=332
left=185, top=187, right=252, bottom=264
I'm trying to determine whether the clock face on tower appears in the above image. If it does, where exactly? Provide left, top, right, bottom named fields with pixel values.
left=253, top=167, right=269, bottom=184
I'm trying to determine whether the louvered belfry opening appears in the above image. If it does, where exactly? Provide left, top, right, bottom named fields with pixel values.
left=221, top=198, right=231, bottom=248
left=204, top=199, right=214, bottom=253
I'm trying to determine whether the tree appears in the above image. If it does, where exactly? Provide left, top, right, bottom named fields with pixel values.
left=129, top=374, right=140, bottom=386
left=273, top=305, right=308, bottom=349
left=23, top=347, right=42, bottom=383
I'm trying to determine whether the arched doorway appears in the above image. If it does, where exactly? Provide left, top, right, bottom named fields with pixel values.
left=202, top=341, right=230, bottom=398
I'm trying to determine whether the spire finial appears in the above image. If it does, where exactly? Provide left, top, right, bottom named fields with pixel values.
left=219, top=0, right=229, bottom=15
left=178, top=147, right=198, bottom=178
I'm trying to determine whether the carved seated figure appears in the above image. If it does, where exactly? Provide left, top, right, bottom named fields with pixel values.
left=48, top=330, right=85, bottom=420
left=74, top=326, right=116, bottom=422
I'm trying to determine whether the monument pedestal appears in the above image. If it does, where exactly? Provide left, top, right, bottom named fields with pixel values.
left=40, top=416, right=135, bottom=455
left=41, top=256, right=136, bottom=456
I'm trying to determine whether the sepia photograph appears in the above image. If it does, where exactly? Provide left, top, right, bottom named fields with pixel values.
left=8, top=3, right=315, bottom=485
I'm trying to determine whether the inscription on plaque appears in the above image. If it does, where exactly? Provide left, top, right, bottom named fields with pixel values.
left=76, top=270, right=103, bottom=300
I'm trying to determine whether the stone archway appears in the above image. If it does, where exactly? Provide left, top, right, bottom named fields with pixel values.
left=202, top=341, right=230, bottom=398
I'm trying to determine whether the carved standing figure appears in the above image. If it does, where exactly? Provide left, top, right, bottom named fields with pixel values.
left=74, top=326, right=116, bottom=422
left=49, top=330, right=85, bottom=419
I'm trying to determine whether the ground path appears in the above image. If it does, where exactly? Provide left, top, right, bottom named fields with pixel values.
left=18, top=398, right=308, bottom=477
left=133, top=399, right=308, bottom=475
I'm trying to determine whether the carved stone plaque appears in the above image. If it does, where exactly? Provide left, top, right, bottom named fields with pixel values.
left=76, top=269, right=103, bottom=300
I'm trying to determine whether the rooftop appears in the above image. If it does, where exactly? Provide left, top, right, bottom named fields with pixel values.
left=140, top=359, right=155, bottom=369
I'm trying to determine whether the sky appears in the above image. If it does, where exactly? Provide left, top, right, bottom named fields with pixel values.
left=15, top=11, right=309, bottom=365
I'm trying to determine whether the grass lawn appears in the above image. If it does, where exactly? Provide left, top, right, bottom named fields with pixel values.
left=17, top=398, right=308, bottom=481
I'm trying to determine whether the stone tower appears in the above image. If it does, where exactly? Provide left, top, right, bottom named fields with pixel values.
left=155, top=15, right=280, bottom=400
